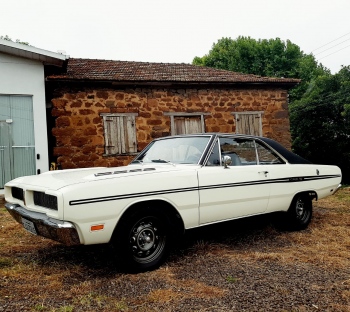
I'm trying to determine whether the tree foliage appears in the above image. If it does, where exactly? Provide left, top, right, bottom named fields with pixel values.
left=290, top=66, right=350, bottom=183
left=193, top=36, right=328, bottom=101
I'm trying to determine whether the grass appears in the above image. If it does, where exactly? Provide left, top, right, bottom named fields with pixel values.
left=0, top=188, right=349, bottom=311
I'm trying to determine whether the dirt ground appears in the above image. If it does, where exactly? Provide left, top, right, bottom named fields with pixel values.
left=0, top=188, right=349, bottom=312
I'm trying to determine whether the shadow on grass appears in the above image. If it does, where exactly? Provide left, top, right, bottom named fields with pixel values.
left=31, top=213, right=288, bottom=276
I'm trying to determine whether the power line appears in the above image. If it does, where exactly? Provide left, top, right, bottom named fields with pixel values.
left=314, top=37, right=350, bottom=56
left=311, top=32, right=350, bottom=53
left=318, top=43, right=350, bottom=60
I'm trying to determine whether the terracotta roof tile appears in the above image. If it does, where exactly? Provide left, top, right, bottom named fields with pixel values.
left=47, top=58, right=300, bottom=85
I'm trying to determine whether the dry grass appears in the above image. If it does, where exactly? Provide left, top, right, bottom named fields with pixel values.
left=1, top=188, right=349, bottom=311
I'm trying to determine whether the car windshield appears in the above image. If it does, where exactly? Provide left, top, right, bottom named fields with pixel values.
left=133, top=136, right=211, bottom=164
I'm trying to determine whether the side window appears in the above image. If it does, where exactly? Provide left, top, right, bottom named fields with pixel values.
left=101, top=114, right=137, bottom=155
left=256, top=141, right=284, bottom=165
left=219, top=138, right=257, bottom=166
left=206, top=137, right=285, bottom=167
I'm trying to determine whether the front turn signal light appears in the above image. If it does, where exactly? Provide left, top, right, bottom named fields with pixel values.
left=91, top=224, right=104, bottom=231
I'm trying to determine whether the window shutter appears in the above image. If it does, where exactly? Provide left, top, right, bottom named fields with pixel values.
left=125, top=116, right=137, bottom=153
left=174, top=117, right=186, bottom=135
left=174, top=116, right=202, bottom=135
left=235, top=113, right=262, bottom=136
left=104, top=117, right=118, bottom=154
left=102, top=114, right=137, bottom=155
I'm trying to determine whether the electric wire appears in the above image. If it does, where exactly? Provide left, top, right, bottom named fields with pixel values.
left=318, top=43, right=350, bottom=61
left=310, top=32, right=350, bottom=62
left=311, top=32, right=350, bottom=53
left=314, top=38, right=350, bottom=56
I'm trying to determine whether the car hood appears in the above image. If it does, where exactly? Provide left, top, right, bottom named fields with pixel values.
left=6, top=164, right=199, bottom=192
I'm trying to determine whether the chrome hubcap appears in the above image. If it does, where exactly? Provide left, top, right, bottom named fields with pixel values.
left=129, top=219, right=165, bottom=262
left=296, top=199, right=304, bottom=217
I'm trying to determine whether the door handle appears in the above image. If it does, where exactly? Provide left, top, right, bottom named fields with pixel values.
left=259, top=171, right=269, bottom=176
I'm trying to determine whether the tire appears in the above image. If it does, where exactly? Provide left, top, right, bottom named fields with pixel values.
left=286, top=194, right=312, bottom=230
left=115, top=208, right=169, bottom=272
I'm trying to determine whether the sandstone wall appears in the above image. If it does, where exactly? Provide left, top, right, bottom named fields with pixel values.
left=51, top=87, right=291, bottom=169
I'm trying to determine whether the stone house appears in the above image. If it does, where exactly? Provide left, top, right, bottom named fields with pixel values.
left=46, top=58, right=299, bottom=169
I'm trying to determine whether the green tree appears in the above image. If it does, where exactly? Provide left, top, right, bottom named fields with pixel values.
left=193, top=36, right=328, bottom=101
left=290, top=66, right=350, bottom=183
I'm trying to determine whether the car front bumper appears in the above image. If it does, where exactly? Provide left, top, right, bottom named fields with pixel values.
left=5, top=203, right=81, bottom=246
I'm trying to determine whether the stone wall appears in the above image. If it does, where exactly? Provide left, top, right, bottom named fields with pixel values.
left=51, top=87, right=291, bottom=169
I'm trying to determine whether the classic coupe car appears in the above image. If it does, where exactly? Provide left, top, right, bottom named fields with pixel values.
left=5, top=133, right=341, bottom=271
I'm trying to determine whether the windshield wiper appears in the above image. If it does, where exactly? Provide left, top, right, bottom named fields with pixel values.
left=131, top=160, right=143, bottom=164
left=151, top=159, right=176, bottom=166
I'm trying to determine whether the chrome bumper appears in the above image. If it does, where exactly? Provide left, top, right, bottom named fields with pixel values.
left=5, top=203, right=81, bottom=246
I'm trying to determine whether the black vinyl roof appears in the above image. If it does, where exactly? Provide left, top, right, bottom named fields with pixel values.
left=259, top=137, right=311, bottom=164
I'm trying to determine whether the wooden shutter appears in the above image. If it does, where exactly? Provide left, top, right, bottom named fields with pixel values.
left=174, top=116, right=202, bottom=135
left=235, top=113, right=262, bottom=136
left=103, top=115, right=137, bottom=155
left=125, top=115, right=137, bottom=153
left=104, top=116, right=118, bottom=155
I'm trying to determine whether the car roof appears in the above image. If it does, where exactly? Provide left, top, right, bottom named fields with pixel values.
left=154, top=133, right=311, bottom=164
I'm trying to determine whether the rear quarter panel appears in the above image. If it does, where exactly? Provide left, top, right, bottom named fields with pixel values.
left=266, top=164, right=342, bottom=213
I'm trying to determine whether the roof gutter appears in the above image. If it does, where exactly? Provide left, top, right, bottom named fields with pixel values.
left=0, top=38, right=69, bottom=67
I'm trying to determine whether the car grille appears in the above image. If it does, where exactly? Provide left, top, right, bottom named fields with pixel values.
left=33, top=191, right=58, bottom=210
left=12, top=187, right=24, bottom=201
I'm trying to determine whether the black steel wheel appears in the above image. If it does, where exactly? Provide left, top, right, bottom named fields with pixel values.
left=287, top=194, right=312, bottom=230
left=116, top=209, right=169, bottom=272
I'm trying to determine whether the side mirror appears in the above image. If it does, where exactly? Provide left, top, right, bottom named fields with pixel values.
left=222, top=155, right=232, bottom=168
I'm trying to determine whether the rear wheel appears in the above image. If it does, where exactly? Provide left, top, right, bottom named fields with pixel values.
left=286, top=194, right=312, bottom=230
left=115, top=209, right=169, bottom=272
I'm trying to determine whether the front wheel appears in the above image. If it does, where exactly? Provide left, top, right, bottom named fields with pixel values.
left=115, top=209, right=169, bottom=272
left=286, top=194, right=313, bottom=230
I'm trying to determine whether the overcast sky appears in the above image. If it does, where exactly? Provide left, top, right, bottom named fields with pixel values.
left=1, top=0, right=350, bottom=74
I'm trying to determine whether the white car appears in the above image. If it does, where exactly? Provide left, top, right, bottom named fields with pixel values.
left=5, top=134, right=342, bottom=271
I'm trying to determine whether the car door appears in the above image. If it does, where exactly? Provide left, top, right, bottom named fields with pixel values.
left=197, top=137, right=271, bottom=225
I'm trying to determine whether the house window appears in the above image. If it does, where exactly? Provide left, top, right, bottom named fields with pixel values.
left=101, top=113, right=138, bottom=155
left=233, top=112, right=263, bottom=136
left=164, top=112, right=209, bottom=135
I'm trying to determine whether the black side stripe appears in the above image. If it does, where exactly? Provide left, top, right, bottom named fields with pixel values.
left=69, top=187, right=198, bottom=206
left=69, top=174, right=341, bottom=206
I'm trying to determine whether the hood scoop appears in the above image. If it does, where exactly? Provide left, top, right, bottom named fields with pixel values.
left=94, top=167, right=156, bottom=177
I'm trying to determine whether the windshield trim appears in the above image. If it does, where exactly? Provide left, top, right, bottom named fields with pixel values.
left=131, top=134, right=214, bottom=165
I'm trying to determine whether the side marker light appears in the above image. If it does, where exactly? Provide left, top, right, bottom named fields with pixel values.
left=91, top=224, right=104, bottom=231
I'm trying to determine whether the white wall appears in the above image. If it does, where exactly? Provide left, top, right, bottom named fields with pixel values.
left=0, top=53, right=49, bottom=174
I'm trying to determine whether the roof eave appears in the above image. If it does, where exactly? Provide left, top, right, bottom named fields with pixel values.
left=0, top=38, right=69, bottom=67
left=46, top=77, right=300, bottom=89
